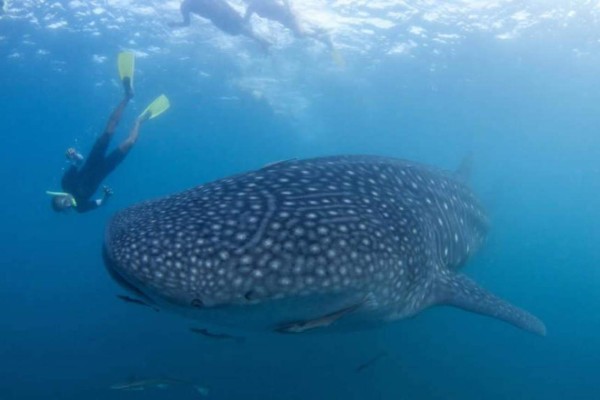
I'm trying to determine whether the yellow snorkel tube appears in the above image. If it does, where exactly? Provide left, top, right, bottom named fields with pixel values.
left=46, top=191, right=78, bottom=207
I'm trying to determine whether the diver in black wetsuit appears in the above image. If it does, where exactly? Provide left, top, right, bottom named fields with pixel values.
left=49, top=52, right=170, bottom=214
left=51, top=86, right=142, bottom=213
left=168, top=0, right=270, bottom=50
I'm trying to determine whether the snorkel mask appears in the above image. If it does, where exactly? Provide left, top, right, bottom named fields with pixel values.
left=46, top=191, right=78, bottom=209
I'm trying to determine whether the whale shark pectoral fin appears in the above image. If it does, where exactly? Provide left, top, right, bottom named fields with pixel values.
left=435, top=274, right=547, bottom=336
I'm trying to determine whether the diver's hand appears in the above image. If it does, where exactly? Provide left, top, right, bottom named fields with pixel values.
left=103, top=185, right=113, bottom=198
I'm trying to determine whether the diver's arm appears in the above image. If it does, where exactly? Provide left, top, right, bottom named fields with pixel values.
left=75, top=199, right=102, bottom=213
left=76, top=187, right=112, bottom=213
left=78, top=189, right=112, bottom=213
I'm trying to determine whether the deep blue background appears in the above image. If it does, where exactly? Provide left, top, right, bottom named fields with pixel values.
left=1, top=2, right=599, bottom=399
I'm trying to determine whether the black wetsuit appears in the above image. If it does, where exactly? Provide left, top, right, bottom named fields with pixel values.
left=61, top=132, right=127, bottom=213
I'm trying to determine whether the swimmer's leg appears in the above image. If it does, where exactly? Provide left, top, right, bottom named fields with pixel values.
left=85, top=97, right=131, bottom=169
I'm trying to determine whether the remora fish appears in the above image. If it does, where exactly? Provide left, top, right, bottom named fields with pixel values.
left=275, top=300, right=365, bottom=333
left=355, top=351, right=388, bottom=373
left=103, top=155, right=546, bottom=335
left=189, top=327, right=245, bottom=343
left=110, top=378, right=208, bottom=396
left=117, top=294, right=159, bottom=312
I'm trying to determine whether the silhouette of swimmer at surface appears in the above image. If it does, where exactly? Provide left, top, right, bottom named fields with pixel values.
left=243, top=0, right=334, bottom=50
left=169, top=0, right=270, bottom=51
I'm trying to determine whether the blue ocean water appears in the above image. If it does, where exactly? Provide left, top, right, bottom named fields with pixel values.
left=1, top=1, right=600, bottom=399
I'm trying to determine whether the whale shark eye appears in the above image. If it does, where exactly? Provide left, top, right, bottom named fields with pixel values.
left=191, top=298, right=204, bottom=308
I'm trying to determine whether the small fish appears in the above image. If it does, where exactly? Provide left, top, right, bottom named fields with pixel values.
left=111, top=378, right=209, bottom=396
left=355, top=351, right=388, bottom=373
left=117, top=295, right=159, bottom=312
left=275, top=301, right=364, bottom=334
left=189, top=327, right=245, bottom=343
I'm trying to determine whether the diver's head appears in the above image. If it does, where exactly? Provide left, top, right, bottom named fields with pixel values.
left=49, top=193, right=76, bottom=212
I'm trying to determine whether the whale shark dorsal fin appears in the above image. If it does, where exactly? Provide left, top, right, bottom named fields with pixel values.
left=435, top=273, right=546, bottom=336
left=455, top=153, right=473, bottom=182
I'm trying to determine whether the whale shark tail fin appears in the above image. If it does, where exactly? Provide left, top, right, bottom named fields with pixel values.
left=435, top=273, right=546, bottom=336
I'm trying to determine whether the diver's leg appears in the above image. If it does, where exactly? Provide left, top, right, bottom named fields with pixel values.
left=101, top=148, right=128, bottom=179
left=86, top=97, right=131, bottom=165
left=104, top=97, right=131, bottom=139
left=118, top=117, right=142, bottom=154
left=95, top=117, right=142, bottom=182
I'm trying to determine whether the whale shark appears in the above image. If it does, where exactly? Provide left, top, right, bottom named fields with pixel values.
left=103, top=155, right=546, bottom=335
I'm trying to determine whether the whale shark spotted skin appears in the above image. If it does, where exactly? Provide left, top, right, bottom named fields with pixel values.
left=103, top=155, right=546, bottom=335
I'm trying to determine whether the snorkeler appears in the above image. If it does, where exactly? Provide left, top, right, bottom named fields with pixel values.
left=243, top=0, right=334, bottom=50
left=48, top=52, right=171, bottom=214
left=168, top=0, right=270, bottom=51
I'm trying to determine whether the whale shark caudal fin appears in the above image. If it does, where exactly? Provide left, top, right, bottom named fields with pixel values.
left=435, top=273, right=547, bottom=336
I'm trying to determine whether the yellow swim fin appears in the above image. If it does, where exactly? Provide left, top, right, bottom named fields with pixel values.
left=140, top=95, right=170, bottom=120
left=117, top=52, right=135, bottom=96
